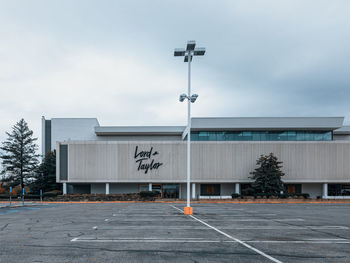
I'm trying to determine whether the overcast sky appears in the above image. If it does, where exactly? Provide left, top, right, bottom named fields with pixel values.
left=0, top=0, right=350, bottom=151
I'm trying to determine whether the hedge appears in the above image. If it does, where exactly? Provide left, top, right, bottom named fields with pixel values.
left=231, top=193, right=241, bottom=199
left=139, top=191, right=159, bottom=198
left=238, top=193, right=310, bottom=199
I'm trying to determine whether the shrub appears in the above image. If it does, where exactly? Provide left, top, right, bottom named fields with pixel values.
left=24, top=194, right=41, bottom=199
left=44, top=190, right=62, bottom=195
left=279, top=193, right=288, bottom=199
left=43, top=192, right=58, bottom=197
left=139, top=191, right=159, bottom=198
left=254, top=193, right=275, bottom=198
left=0, top=194, right=9, bottom=199
left=231, top=193, right=241, bottom=199
left=241, top=188, right=255, bottom=196
left=301, top=193, right=310, bottom=199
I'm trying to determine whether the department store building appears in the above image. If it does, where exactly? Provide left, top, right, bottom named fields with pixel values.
left=41, top=116, right=350, bottom=199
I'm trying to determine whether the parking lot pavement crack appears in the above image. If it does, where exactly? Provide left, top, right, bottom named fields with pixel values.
left=266, top=253, right=346, bottom=260
left=67, top=232, right=84, bottom=238
left=0, top=223, right=9, bottom=231
left=243, top=209, right=350, bottom=241
left=22, top=244, right=259, bottom=256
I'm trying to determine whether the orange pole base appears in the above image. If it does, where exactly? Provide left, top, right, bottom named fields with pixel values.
left=184, top=206, right=193, bottom=215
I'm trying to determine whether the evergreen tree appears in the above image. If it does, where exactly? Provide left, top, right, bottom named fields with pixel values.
left=249, top=153, right=285, bottom=194
left=0, top=119, right=39, bottom=188
left=31, top=150, right=60, bottom=193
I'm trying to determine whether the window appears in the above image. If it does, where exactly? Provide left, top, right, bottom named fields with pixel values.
left=328, top=184, right=350, bottom=196
left=139, top=184, right=149, bottom=192
left=200, top=184, right=221, bottom=196
left=284, top=184, right=302, bottom=194
left=191, top=131, right=333, bottom=141
left=162, top=184, right=179, bottom=198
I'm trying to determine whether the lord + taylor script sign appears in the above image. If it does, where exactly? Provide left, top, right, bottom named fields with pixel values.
left=134, top=146, right=163, bottom=174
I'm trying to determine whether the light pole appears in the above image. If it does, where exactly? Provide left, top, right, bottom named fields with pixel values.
left=174, top=40, right=205, bottom=215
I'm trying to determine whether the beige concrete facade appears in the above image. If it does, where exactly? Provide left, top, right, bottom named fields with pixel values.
left=57, top=140, right=350, bottom=184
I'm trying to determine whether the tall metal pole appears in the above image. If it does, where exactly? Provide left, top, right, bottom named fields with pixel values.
left=174, top=41, right=205, bottom=215
left=187, top=52, right=192, bottom=208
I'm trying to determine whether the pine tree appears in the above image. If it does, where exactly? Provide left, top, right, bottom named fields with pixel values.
left=0, top=119, right=39, bottom=189
left=30, top=150, right=60, bottom=194
left=249, top=153, right=285, bottom=194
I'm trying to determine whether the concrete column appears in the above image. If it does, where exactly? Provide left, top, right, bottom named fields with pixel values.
left=63, top=183, right=67, bottom=195
left=106, top=183, right=110, bottom=195
left=235, top=183, right=240, bottom=194
left=149, top=183, right=152, bottom=191
left=192, top=183, right=196, bottom=199
left=322, top=183, right=328, bottom=198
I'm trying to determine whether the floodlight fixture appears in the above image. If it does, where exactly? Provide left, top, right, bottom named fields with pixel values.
left=174, top=48, right=186, bottom=57
left=184, top=55, right=192, bottom=63
left=186, top=40, right=196, bottom=51
left=179, top=93, right=187, bottom=102
left=190, top=94, right=198, bottom=103
left=194, top=47, right=206, bottom=56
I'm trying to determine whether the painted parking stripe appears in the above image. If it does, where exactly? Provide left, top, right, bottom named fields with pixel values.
left=170, top=205, right=283, bottom=263
left=106, top=218, right=304, bottom=222
left=71, top=237, right=350, bottom=244
left=80, top=225, right=349, bottom=230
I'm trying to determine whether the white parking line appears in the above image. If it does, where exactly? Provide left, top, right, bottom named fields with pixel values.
left=71, top=237, right=350, bottom=244
left=169, top=205, right=283, bottom=263
left=83, top=225, right=349, bottom=230
left=204, top=218, right=304, bottom=222
left=101, top=218, right=303, bottom=222
left=71, top=237, right=350, bottom=246
left=71, top=238, right=226, bottom=243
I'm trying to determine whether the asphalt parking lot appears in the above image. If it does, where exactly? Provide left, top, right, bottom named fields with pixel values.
left=0, top=203, right=350, bottom=263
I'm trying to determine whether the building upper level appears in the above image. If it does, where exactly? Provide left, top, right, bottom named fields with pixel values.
left=42, top=116, right=349, bottom=155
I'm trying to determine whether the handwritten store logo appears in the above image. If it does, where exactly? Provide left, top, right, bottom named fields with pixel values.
left=134, top=146, right=163, bottom=174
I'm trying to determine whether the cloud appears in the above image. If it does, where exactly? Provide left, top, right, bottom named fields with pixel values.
left=1, top=0, right=350, bottom=154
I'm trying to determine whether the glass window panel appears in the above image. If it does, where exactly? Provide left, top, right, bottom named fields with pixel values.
left=324, top=131, right=332, bottom=141
left=241, top=131, right=252, bottom=141
left=259, top=131, right=268, bottom=141
left=279, top=131, right=288, bottom=140
left=237, top=132, right=244, bottom=141
left=313, top=132, right=323, bottom=141
left=268, top=132, right=279, bottom=141
left=216, top=132, right=225, bottom=141
left=208, top=132, right=217, bottom=141
left=304, top=131, right=313, bottom=141
left=252, top=131, right=261, bottom=141
left=191, top=132, right=199, bottom=141
left=296, top=131, right=306, bottom=141
left=231, top=132, right=240, bottom=140
left=224, top=132, right=233, bottom=140
left=139, top=184, right=149, bottom=192
left=287, top=131, right=297, bottom=141
left=341, top=185, right=350, bottom=196
left=190, top=130, right=333, bottom=141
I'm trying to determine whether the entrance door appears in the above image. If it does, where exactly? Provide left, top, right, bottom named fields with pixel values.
left=152, top=184, right=162, bottom=198
left=287, top=185, right=296, bottom=194
left=162, top=184, right=179, bottom=199
left=200, top=184, right=221, bottom=196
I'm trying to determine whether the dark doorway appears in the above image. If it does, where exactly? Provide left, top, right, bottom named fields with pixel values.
left=162, top=184, right=179, bottom=198
left=200, top=184, right=221, bottom=196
